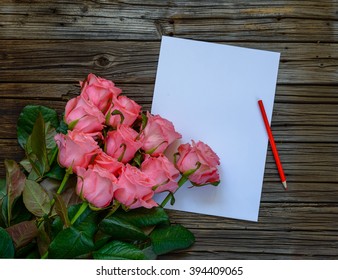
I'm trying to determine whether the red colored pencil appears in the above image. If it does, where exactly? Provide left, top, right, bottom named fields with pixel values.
left=258, top=99, right=287, bottom=190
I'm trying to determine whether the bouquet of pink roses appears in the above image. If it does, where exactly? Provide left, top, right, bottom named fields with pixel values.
left=0, top=74, right=220, bottom=259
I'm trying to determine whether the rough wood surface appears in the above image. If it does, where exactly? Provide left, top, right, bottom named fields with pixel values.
left=1, top=41, right=337, bottom=84
left=0, top=0, right=337, bottom=259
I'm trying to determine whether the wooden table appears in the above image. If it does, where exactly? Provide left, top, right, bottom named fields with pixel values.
left=1, top=1, right=337, bottom=259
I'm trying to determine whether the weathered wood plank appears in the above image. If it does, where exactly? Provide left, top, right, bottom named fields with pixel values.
left=160, top=250, right=337, bottom=260
left=193, top=230, right=338, bottom=254
left=0, top=1, right=337, bottom=41
left=160, top=203, right=338, bottom=259
left=161, top=230, right=338, bottom=259
left=261, top=182, right=338, bottom=203
left=275, top=85, right=338, bottom=104
left=167, top=203, right=338, bottom=232
left=264, top=143, right=338, bottom=183
left=2, top=1, right=336, bottom=20
left=0, top=41, right=337, bottom=84
left=159, top=18, right=338, bottom=42
left=272, top=103, right=338, bottom=126
left=269, top=125, right=338, bottom=143
left=0, top=83, right=154, bottom=104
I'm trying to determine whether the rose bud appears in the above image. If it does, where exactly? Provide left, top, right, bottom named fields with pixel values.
left=142, top=112, right=181, bottom=156
left=176, top=140, right=220, bottom=186
left=76, top=165, right=118, bottom=208
left=106, top=95, right=141, bottom=128
left=54, top=130, right=100, bottom=174
left=141, top=154, right=179, bottom=194
left=105, top=124, right=143, bottom=164
left=114, top=164, right=157, bottom=209
left=64, top=96, right=105, bottom=134
left=80, top=73, right=122, bottom=114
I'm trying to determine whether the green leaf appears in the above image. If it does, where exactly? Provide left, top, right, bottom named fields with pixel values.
left=99, top=216, right=148, bottom=241
left=57, top=117, right=68, bottom=134
left=9, top=196, right=32, bottom=225
left=17, top=105, right=59, bottom=149
left=37, top=222, right=50, bottom=258
left=0, top=227, right=15, bottom=258
left=19, top=158, right=32, bottom=173
left=141, top=112, right=148, bottom=130
left=0, top=179, right=6, bottom=227
left=60, top=184, right=82, bottom=207
left=15, top=242, right=38, bottom=258
left=26, top=113, right=50, bottom=177
left=69, top=204, right=99, bottom=235
left=114, top=207, right=170, bottom=228
left=19, top=113, right=58, bottom=178
left=93, top=240, right=149, bottom=260
left=48, top=226, right=95, bottom=259
left=45, top=163, right=65, bottom=181
left=94, top=230, right=112, bottom=251
left=51, top=203, right=98, bottom=241
left=5, top=160, right=26, bottom=225
left=5, top=160, right=26, bottom=208
left=50, top=216, right=63, bottom=240
left=54, top=194, right=71, bottom=228
left=40, top=177, right=61, bottom=199
left=142, top=245, right=157, bottom=260
left=0, top=178, right=6, bottom=202
left=1, top=196, right=8, bottom=228
left=25, top=247, right=40, bottom=259
left=150, top=224, right=195, bottom=255
left=27, top=169, right=40, bottom=181
left=23, top=180, right=50, bottom=217
left=1, top=192, right=31, bottom=228
left=6, top=220, right=38, bottom=249
left=40, top=175, right=80, bottom=207
left=45, top=122, right=57, bottom=164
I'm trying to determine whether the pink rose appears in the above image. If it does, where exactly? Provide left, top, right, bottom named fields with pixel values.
left=114, top=164, right=157, bottom=209
left=54, top=130, right=100, bottom=173
left=142, top=112, right=181, bottom=156
left=91, top=150, right=124, bottom=176
left=76, top=165, right=117, bottom=208
left=106, top=95, right=142, bottom=128
left=176, top=140, right=220, bottom=186
left=105, top=125, right=143, bottom=164
left=65, top=96, right=105, bottom=133
left=80, top=73, right=122, bottom=114
left=141, top=155, right=179, bottom=193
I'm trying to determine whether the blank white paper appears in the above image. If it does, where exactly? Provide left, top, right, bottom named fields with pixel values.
left=152, top=36, right=280, bottom=221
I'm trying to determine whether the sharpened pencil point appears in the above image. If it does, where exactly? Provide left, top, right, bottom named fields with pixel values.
left=282, top=181, right=287, bottom=190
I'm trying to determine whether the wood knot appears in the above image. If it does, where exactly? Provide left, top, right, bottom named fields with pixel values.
left=1, top=52, right=8, bottom=60
left=94, top=55, right=111, bottom=68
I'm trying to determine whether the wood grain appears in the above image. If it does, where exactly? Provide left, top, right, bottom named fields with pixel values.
left=0, top=0, right=337, bottom=259
left=0, top=41, right=337, bottom=84
left=0, top=1, right=337, bottom=41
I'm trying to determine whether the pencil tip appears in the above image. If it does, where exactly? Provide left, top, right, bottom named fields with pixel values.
left=282, top=181, right=288, bottom=190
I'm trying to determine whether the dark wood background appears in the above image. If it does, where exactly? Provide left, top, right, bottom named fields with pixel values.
left=1, top=1, right=338, bottom=259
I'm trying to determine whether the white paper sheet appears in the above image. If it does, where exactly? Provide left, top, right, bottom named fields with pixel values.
left=152, top=36, right=280, bottom=221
